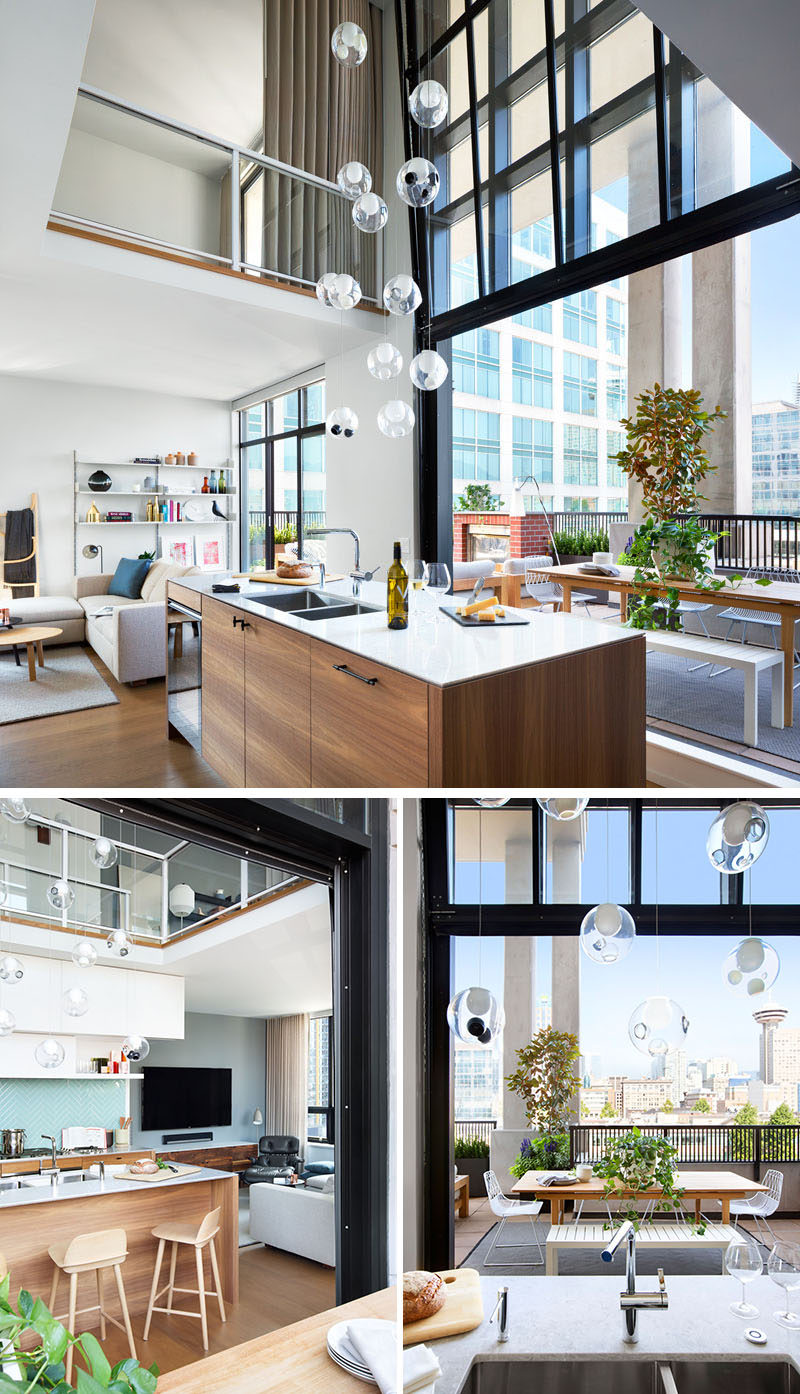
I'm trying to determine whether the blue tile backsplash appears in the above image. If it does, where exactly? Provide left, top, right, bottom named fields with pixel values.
left=0, top=1079, right=127, bottom=1147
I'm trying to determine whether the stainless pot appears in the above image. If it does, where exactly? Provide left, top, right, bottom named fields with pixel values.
left=2, top=1128, right=26, bottom=1157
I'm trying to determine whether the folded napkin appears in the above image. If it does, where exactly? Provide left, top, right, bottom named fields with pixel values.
left=537, top=1171, right=576, bottom=1186
left=346, top=1321, right=441, bottom=1394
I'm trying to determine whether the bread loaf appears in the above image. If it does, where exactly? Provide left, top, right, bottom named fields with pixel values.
left=402, top=1270, right=446, bottom=1325
left=276, top=559, right=314, bottom=579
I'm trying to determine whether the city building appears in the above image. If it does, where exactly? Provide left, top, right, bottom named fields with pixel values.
left=454, top=1042, right=503, bottom=1124
left=753, top=384, right=800, bottom=515
left=753, top=1004, right=790, bottom=1082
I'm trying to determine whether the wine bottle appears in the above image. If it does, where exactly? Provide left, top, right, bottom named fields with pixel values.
left=387, top=541, right=409, bottom=630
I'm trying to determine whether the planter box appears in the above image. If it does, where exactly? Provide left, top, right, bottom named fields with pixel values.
left=455, top=1156, right=489, bottom=1194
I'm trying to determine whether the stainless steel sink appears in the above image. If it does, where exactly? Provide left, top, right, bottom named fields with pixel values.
left=458, top=1361, right=800, bottom=1394
left=244, top=589, right=340, bottom=612
left=298, top=601, right=380, bottom=621
left=20, top=1172, right=87, bottom=1188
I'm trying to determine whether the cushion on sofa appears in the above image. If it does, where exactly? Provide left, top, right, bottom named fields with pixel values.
left=140, top=561, right=199, bottom=603
left=8, top=595, right=84, bottom=624
left=109, top=557, right=151, bottom=598
left=78, top=594, right=144, bottom=619
left=305, top=1174, right=335, bottom=1193
left=301, top=1162, right=335, bottom=1178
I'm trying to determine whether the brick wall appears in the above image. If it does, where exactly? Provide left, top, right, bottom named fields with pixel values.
left=452, top=511, right=552, bottom=562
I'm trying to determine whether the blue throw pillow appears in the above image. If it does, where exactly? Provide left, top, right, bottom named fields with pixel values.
left=301, top=1162, right=335, bottom=1178
left=109, top=558, right=151, bottom=598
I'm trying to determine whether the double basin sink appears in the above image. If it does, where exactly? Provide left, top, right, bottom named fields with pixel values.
left=460, top=1361, right=798, bottom=1393
left=243, top=588, right=381, bottom=623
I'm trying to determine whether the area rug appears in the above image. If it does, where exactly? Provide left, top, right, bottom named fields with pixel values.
left=461, top=1220, right=761, bottom=1277
left=646, top=650, right=800, bottom=761
left=0, top=645, right=118, bottom=724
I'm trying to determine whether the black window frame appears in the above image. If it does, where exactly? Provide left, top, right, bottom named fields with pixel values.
left=394, top=0, right=800, bottom=564
left=238, top=385, right=326, bottom=573
left=308, top=1012, right=335, bottom=1146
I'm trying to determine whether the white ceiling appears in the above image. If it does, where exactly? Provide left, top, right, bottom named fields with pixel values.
left=636, top=0, right=800, bottom=167
left=82, top=0, right=263, bottom=151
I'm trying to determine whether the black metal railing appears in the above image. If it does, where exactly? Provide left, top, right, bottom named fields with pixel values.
left=551, top=511, right=628, bottom=537
left=694, top=513, right=800, bottom=573
left=570, top=1123, right=800, bottom=1167
left=248, top=509, right=327, bottom=535
left=454, top=1119, right=497, bottom=1147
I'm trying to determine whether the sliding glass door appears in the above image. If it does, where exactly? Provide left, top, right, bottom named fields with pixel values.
left=239, top=381, right=326, bottom=572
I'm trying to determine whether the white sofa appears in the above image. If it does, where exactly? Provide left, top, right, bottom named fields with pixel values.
left=74, top=560, right=199, bottom=684
left=249, top=1180, right=335, bottom=1267
left=7, top=593, right=86, bottom=645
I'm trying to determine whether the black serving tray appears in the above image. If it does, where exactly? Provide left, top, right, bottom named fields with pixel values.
left=439, top=604, right=530, bottom=628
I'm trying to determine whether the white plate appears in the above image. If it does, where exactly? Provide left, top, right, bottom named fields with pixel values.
left=327, top=1346, right=375, bottom=1384
left=181, top=498, right=213, bottom=522
left=327, top=1318, right=394, bottom=1384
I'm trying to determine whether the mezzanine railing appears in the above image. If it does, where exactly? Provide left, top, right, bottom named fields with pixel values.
left=570, top=1123, right=800, bottom=1170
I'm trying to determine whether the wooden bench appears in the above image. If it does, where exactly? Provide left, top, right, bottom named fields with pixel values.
left=645, top=630, right=784, bottom=747
left=545, top=1221, right=739, bottom=1275
left=454, top=1173, right=469, bottom=1220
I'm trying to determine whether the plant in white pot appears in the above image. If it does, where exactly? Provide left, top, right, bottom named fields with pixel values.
left=593, top=1125, right=698, bottom=1230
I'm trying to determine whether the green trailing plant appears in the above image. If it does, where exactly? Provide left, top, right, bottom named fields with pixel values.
left=0, top=1275, right=158, bottom=1392
left=593, top=1126, right=701, bottom=1231
left=454, top=482, right=504, bottom=513
left=454, top=1135, right=490, bottom=1159
left=550, top=527, right=609, bottom=558
left=509, top=1132, right=571, bottom=1178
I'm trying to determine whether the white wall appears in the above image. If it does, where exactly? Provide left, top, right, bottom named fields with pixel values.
left=0, top=375, right=233, bottom=595
left=55, top=128, right=223, bottom=256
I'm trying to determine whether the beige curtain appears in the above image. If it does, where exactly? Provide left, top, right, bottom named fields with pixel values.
left=262, top=0, right=383, bottom=293
left=265, top=1013, right=309, bottom=1157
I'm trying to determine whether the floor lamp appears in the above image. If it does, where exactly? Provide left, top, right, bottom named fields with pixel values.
left=511, top=475, right=561, bottom=563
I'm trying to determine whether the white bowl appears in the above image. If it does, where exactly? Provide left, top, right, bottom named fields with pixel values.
left=592, top=552, right=613, bottom=566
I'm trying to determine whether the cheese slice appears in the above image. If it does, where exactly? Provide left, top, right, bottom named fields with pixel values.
left=463, top=594, right=499, bottom=617
left=477, top=608, right=497, bottom=622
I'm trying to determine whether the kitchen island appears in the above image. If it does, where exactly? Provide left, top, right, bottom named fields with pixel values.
left=168, top=575, right=645, bottom=787
left=412, top=1273, right=800, bottom=1392
left=158, top=1286, right=396, bottom=1394
left=0, top=1165, right=238, bottom=1324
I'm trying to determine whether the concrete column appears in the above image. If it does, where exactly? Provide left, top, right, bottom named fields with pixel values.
left=626, top=261, right=684, bottom=524
left=548, top=818, right=585, bottom=1064
left=501, top=834, right=535, bottom=1130
left=692, top=94, right=751, bottom=515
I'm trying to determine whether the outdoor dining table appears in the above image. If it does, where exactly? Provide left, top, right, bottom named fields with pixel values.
left=541, top=562, right=800, bottom=728
left=510, top=1169, right=768, bottom=1226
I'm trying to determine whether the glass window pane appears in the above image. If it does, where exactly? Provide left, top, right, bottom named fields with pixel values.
left=591, top=106, right=660, bottom=240
left=301, top=432, right=327, bottom=558
left=542, top=805, right=630, bottom=904
left=591, top=13, right=654, bottom=110
left=453, top=936, right=506, bottom=1127
left=273, top=437, right=298, bottom=545
left=303, top=382, right=325, bottom=426
left=642, top=807, right=722, bottom=904
left=271, top=390, right=300, bottom=434
left=242, top=442, right=266, bottom=572
left=242, top=403, right=265, bottom=441
left=450, top=805, right=534, bottom=903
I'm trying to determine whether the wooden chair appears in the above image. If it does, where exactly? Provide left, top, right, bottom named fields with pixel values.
left=143, top=1205, right=226, bottom=1351
left=48, top=1227, right=135, bottom=1382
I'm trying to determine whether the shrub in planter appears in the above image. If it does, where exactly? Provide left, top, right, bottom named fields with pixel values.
left=509, top=1132, right=571, bottom=1179
left=454, top=1135, right=490, bottom=1192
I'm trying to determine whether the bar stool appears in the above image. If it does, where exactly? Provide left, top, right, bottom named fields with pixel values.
left=143, top=1206, right=226, bottom=1351
left=48, top=1228, right=136, bottom=1383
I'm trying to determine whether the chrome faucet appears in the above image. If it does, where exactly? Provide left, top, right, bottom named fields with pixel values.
left=41, top=1135, right=57, bottom=1170
left=97, top=1160, right=106, bottom=1181
left=306, top=526, right=380, bottom=597
left=602, top=1220, right=668, bottom=1345
left=489, top=1287, right=509, bottom=1342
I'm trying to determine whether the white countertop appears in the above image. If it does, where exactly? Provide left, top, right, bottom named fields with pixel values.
left=424, top=1275, right=800, bottom=1392
left=0, top=1163, right=231, bottom=1208
left=177, top=575, right=640, bottom=689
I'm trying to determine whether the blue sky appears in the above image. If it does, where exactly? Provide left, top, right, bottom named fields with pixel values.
left=452, top=806, right=800, bottom=1080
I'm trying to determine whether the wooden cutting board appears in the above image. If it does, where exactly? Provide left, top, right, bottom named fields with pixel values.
left=234, top=570, right=345, bottom=588
left=121, top=1163, right=203, bottom=1181
left=402, top=1269, right=484, bottom=1346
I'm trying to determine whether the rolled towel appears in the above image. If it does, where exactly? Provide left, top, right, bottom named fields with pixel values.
left=346, top=1321, right=441, bottom=1394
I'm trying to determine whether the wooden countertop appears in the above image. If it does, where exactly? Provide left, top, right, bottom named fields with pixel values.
left=158, top=1287, right=397, bottom=1394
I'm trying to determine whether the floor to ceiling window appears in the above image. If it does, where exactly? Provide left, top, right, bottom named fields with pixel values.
left=238, top=380, right=326, bottom=571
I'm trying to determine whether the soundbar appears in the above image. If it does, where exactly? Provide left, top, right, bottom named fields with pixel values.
left=161, top=1131, right=213, bottom=1144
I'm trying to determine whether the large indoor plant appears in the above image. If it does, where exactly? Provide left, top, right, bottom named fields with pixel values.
left=505, top=1026, right=580, bottom=1177
left=0, top=1275, right=158, bottom=1392
left=614, top=384, right=729, bottom=631
left=593, top=1126, right=696, bottom=1230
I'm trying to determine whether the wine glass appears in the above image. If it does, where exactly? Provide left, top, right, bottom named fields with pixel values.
left=768, top=1240, right=800, bottom=1328
left=427, top=562, right=452, bottom=611
left=725, top=1237, right=762, bottom=1317
left=409, top=560, right=429, bottom=614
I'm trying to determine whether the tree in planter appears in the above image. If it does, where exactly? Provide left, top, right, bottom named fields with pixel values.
left=454, top=482, right=504, bottom=513
left=505, top=1027, right=580, bottom=1176
left=614, top=384, right=733, bottom=632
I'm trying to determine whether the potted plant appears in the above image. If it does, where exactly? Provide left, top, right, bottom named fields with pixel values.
left=454, top=1134, right=491, bottom=1190
left=614, top=384, right=733, bottom=631
left=0, top=1274, right=159, bottom=1390
left=551, top=526, right=612, bottom=602
left=505, top=1026, right=580, bottom=1184
left=593, top=1125, right=698, bottom=1230
left=454, top=483, right=505, bottom=513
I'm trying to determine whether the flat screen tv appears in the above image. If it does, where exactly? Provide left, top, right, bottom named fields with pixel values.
left=142, top=1066, right=232, bottom=1131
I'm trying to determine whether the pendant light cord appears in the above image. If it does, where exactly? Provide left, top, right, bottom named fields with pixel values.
left=477, top=807, right=483, bottom=987
left=654, top=803, right=661, bottom=979
left=606, top=798, right=610, bottom=902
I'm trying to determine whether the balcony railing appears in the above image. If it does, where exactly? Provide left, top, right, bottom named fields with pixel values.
left=248, top=510, right=327, bottom=535
left=50, top=85, right=380, bottom=302
left=454, top=1119, right=498, bottom=1147
left=570, top=1122, right=800, bottom=1167
left=551, top=511, right=800, bottom=574
left=551, top=511, right=628, bottom=537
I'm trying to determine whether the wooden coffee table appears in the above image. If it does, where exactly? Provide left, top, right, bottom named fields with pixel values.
left=0, top=625, right=62, bottom=681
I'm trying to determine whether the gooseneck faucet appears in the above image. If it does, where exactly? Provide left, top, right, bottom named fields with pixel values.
left=306, top=526, right=379, bottom=597
left=601, top=1220, right=668, bottom=1345
left=41, top=1135, right=57, bottom=1169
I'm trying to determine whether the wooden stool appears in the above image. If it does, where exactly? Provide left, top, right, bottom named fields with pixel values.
left=48, top=1227, right=135, bottom=1383
left=143, top=1206, right=226, bottom=1352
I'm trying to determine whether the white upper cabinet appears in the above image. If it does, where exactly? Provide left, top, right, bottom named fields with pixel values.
left=2, top=958, right=184, bottom=1040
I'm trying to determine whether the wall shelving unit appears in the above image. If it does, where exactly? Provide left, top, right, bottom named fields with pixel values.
left=73, top=452, right=237, bottom=573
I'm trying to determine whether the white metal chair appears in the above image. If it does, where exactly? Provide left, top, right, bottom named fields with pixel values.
left=483, top=1170, right=544, bottom=1266
left=715, top=567, right=800, bottom=685
left=524, top=555, right=563, bottom=612
left=723, top=1167, right=783, bottom=1246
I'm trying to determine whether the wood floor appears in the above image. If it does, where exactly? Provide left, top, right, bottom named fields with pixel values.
left=81, top=1244, right=335, bottom=1377
left=0, top=647, right=222, bottom=788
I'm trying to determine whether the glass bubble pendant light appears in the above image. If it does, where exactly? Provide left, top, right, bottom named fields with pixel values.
left=47, top=879, right=75, bottom=911
left=331, top=21, right=368, bottom=67
left=706, top=801, right=769, bottom=873
left=122, top=1035, right=150, bottom=1062
left=327, top=405, right=359, bottom=439
left=0, top=1008, right=15, bottom=1036
left=0, top=954, right=24, bottom=983
left=316, top=272, right=338, bottom=308
left=396, top=157, right=440, bottom=208
left=383, top=274, right=422, bottom=316
left=63, top=986, right=89, bottom=1018
left=107, top=927, right=132, bottom=958
left=352, top=191, right=388, bottom=233
left=581, top=803, right=636, bottom=965
left=90, top=835, right=118, bottom=870
left=537, top=797, right=588, bottom=821
left=410, top=349, right=449, bottom=391
left=447, top=807, right=503, bottom=1048
left=328, top=273, right=362, bottom=311
left=474, top=798, right=510, bottom=807
left=337, top=161, right=371, bottom=199
left=377, top=400, right=415, bottom=438
left=35, top=1037, right=65, bottom=1069
left=409, top=79, right=449, bottom=128
left=722, top=868, right=780, bottom=998
left=367, top=342, right=403, bottom=381
left=71, top=938, right=98, bottom=968
left=0, top=798, right=29, bottom=824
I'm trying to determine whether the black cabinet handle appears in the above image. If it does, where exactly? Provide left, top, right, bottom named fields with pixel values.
left=333, top=663, right=377, bottom=686
left=232, top=616, right=252, bottom=630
